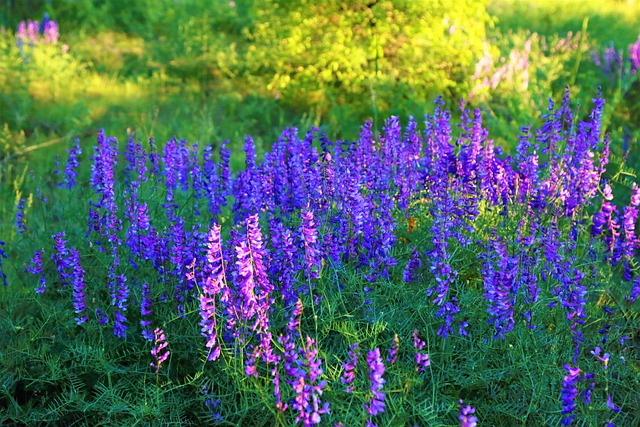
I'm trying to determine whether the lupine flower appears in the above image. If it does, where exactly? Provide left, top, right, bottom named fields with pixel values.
left=27, top=249, right=46, bottom=293
left=341, top=343, right=359, bottom=392
left=15, top=199, right=26, bottom=234
left=150, top=328, right=170, bottom=374
left=459, top=400, right=478, bottom=427
left=365, top=348, right=386, bottom=418
left=413, top=330, right=431, bottom=372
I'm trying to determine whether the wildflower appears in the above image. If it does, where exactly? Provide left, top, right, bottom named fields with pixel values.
left=629, top=35, right=640, bottom=73
left=15, top=199, right=26, bottom=234
left=413, top=330, right=431, bottom=372
left=95, top=307, right=109, bottom=324
left=150, top=328, right=170, bottom=374
left=607, top=394, right=621, bottom=412
left=459, top=400, right=478, bottom=427
left=27, top=249, right=46, bottom=293
left=200, top=223, right=226, bottom=361
left=560, top=364, right=581, bottom=425
left=365, top=348, right=386, bottom=418
left=59, top=139, right=81, bottom=189
left=301, top=207, right=322, bottom=280
left=387, top=334, right=399, bottom=364
left=0, top=241, right=6, bottom=286
left=341, top=343, right=359, bottom=392
left=69, top=249, right=88, bottom=325
left=140, top=282, right=153, bottom=341
left=402, top=248, right=422, bottom=283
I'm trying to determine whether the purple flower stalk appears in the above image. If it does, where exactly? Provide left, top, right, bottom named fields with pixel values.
left=560, top=364, right=581, bottom=426
left=387, top=334, right=399, bottom=364
left=607, top=394, right=621, bottom=413
left=150, top=328, right=170, bottom=374
left=0, top=241, right=6, bottom=286
left=140, top=282, right=153, bottom=341
left=365, top=348, right=386, bottom=419
left=69, top=249, right=88, bottom=324
left=15, top=199, right=26, bottom=234
left=459, top=400, right=478, bottom=427
left=200, top=223, right=226, bottom=361
left=27, top=249, right=46, bottom=293
left=402, top=248, right=422, bottom=283
left=291, top=336, right=330, bottom=426
left=59, top=139, right=81, bottom=189
left=301, top=207, right=322, bottom=281
left=413, top=330, right=431, bottom=372
left=341, top=343, right=359, bottom=392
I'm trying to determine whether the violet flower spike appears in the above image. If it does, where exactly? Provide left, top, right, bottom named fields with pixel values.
left=0, top=241, right=6, bottom=286
left=365, top=348, right=386, bottom=418
left=341, top=343, right=359, bottom=392
left=150, top=328, right=170, bottom=374
left=413, top=329, right=431, bottom=372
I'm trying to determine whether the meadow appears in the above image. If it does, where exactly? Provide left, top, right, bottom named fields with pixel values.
left=1, top=1, right=640, bottom=426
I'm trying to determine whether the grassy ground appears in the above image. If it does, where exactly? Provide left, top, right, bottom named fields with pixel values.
left=1, top=1, right=640, bottom=426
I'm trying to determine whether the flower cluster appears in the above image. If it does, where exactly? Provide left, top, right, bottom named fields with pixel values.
left=16, top=14, right=59, bottom=46
left=365, top=348, right=386, bottom=425
left=150, top=328, right=170, bottom=374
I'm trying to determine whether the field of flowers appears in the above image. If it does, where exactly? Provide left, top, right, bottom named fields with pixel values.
left=1, top=1, right=640, bottom=426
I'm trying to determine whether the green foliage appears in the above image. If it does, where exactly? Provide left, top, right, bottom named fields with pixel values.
left=241, top=0, right=491, bottom=135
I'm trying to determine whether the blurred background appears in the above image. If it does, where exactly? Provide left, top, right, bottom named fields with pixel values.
left=2, top=0, right=640, bottom=168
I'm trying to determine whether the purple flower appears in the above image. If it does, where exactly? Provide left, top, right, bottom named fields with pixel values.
left=27, top=249, right=46, bottom=294
left=290, top=336, right=330, bottom=425
left=15, top=199, right=26, bottom=234
left=402, top=248, right=422, bottom=283
left=341, top=343, right=359, bottom=392
left=200, top=223, right=226, bottom=361
left=51, top=232, right=73, bottom=287
left=387, top=334, right=399, bottom=364
left=0, top=241, right=6, bottom=286
left=607, top=394, right=621, bottom=412
left=413, top=330, right=431, bottom=372
left=365, top=348, right=386, bottom=418
left=459, top=400, right=478, bottom=427
left=69, top=249, right=88, bottom=324
left=301, top=207, right=322, bottom=281
left=560, top=364, right=581, bottom=425
left=629, top=35, right=640, bottom=73
left=140, top=282, right=153, bottom=341
left=59, top=139, right=81, bottom=189
left=150, top=328, right=170, bottom=374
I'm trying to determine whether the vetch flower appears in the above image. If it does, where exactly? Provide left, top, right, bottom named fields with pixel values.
left=365, top=348, right=386, bottom=418
left=341, top=343, right=359, bottom=392
left=607, top=394, right=621, bottom=412
left=150, top=328, right=170, bottom=374
left=387, top=334, right=399, bottom=364
left=413, top=330, right=431, bottom=372
left=560, top=364, right=581, bottom=425
left=459, top=400, right=478, bottom=427
left=0, top=241, right=6, bottom=286
left=69, top=249, right=88, bottom=324
left=27, top=249, right=46, bottom=294
left=15, top=199, right=26, bottom=234
left=140, top=282, right=153, bottom=341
